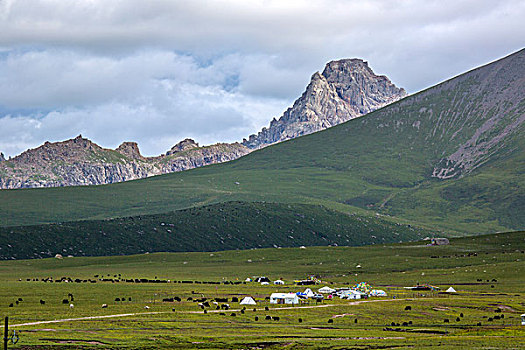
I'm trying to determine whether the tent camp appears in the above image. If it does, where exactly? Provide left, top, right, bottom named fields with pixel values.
left=240, top=297, right=257, bottom=305
left=318, top=286, right=336, bottom=294
left=274, top=279, right=285, bottom=285
left=445, top=287, right=457, bottom=293
left=370, top=289, right=387, bottom=297
left=270, top=293, right=299, bottom=304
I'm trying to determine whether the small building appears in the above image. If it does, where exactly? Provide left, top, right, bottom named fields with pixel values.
left=270, top=293, right=299, bottom=305
left=431, top=238, right=450, bottom=245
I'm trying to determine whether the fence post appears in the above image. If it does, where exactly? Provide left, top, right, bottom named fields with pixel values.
left=3, top=316, right=8, bottom=350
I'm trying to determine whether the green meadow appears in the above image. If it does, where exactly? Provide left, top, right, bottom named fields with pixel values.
left=1, top=231, right=523, bottom=349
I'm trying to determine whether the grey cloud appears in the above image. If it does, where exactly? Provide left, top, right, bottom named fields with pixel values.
left=0, top=0, right=524, bottom=157
left=0, top=85, right=289, bottom=157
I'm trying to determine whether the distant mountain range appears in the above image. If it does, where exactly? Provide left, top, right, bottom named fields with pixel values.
left=0, top=59, right=405, bottom=189
left=0, top=136, right=248, bottom=189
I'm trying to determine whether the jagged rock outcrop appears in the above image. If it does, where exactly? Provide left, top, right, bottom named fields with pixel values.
left=243, top=59, right=406, bottom=148
left=116, top=142, right=143, bottom=159
left=165, top=138, right=199, bottom=155
left=0, top=153, right=5, bottom=162
left=0, top=136, right=250, bottom=189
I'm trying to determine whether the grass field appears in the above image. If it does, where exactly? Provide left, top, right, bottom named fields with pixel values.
left=0, top=201, right=433, bottom=260
left=0, top=231, right=523, bottom=349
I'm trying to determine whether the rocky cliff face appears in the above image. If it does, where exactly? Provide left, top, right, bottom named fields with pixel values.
left=428, top=50, right=525, bottom=179
left=242, top=59, right=406, bottom=148
left=0, top=136, right=250, bottom=189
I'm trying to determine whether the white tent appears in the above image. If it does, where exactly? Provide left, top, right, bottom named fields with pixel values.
left=303, top=288, right=315, bottom=297
left=274, top=280, right=285, bottom=285
left=270, top=293, right=299, bottom=304
left=245, top=277, right=252, bottom=282
left=318, top=286, right=336, bottom=294
left=445, top=286, right=457, bottom=293
left=240, top=297, right=257, bottom=305
left=261, top=281, right=270, bottom=285
left=370, top=289, right=387, bottom=297
left=339, top=290, right=362, bottom=299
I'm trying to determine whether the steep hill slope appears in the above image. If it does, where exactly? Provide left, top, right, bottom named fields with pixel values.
left=0, top=201, right=430, bottom=260
left=0, top=49, right=523, bottom=235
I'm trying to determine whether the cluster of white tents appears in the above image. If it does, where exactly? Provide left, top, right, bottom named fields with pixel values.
left=317, top=286, right=387, bottom=299
left=268, top=286, right=390, bottom=304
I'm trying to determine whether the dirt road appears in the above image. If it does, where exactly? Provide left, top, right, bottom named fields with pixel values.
left=11, top=298, right=405, bottom=327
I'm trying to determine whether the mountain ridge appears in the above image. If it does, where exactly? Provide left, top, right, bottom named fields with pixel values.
left=0, top=58, right=406, bottom=189
left=0, top=135, right=249, bottom=189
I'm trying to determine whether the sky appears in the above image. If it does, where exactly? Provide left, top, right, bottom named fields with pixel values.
left=0, top=0, right=524, bottom=158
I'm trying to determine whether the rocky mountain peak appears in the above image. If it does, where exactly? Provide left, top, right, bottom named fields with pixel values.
left=322, top=59, right=407, bottom=113
left=242, top=58, right=406, bottom=149
left=322, top=58, right=371, bottom=80
left=166, top=138, right=199, bottom=156
left=0, top=152, right=5, bottom=162
left=116, top=142, right=142, bottom=159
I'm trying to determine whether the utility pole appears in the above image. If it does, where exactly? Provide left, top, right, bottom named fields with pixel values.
left=3, top=316, right=8, bottom=350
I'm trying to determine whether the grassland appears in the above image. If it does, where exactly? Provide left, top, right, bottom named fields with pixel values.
left=0, top=231, right=523, bottom=349
left=0, top=201, right=433, bottom=260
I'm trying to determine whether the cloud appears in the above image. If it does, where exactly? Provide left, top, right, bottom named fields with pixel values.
left=0, top=49, right=294, bottom=156
left=0, top=74, right=289, bottom=157
left=0, top=0, right=524, bottom=156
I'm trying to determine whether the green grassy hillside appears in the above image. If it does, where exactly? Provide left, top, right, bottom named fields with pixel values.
left=0, top=202, right=432, bottom=260
left=0, top=49, right=523, bottom=237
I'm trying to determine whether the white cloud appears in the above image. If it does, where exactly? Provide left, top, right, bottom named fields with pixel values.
left=0, top=0, right=524, bottom=157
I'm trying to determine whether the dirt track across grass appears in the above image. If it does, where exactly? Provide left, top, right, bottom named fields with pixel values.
left=11, top=298, right=408, bottom=327
left=11, top=312, right=165, bottom=327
